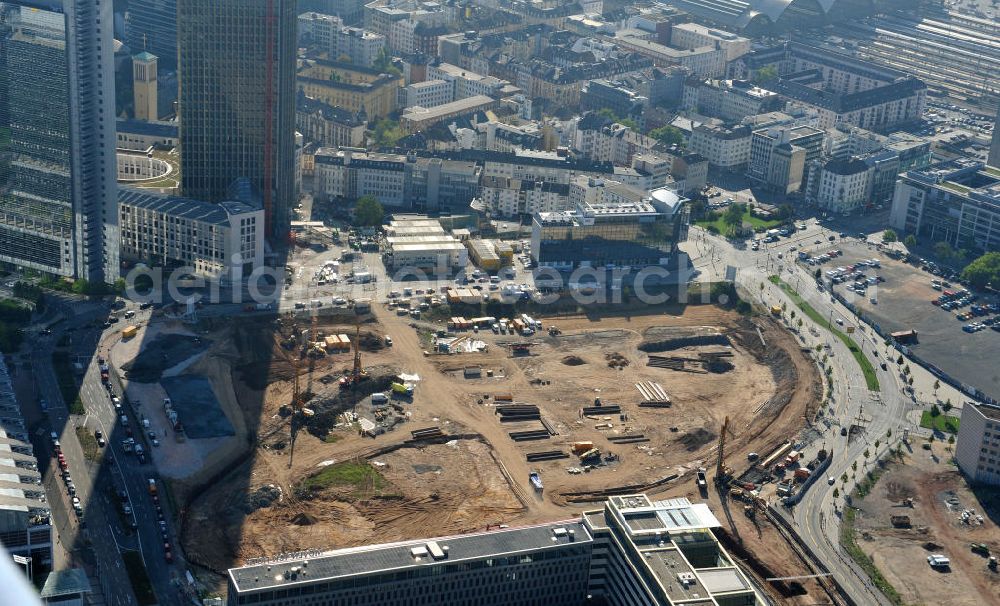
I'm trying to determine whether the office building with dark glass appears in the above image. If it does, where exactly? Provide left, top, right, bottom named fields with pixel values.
left=125, top=0, right=177, bottom=70
left=177, top=0, right=297, bottom=239
left=0, top=0, right=119, bottom=281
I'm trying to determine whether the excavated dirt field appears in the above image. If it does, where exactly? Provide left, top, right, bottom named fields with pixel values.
left=851, top=450, right=1000, bottom=605
left=178, top=303, right=822, bottom=588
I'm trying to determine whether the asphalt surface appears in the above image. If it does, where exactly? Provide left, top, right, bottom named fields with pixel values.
left=689, top=222, right=972, bottom=605
left=26, top=294, right=182, bottom=605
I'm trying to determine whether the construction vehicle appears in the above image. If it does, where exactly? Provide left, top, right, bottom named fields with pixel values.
left=147, top=478, right=157, bottom=495
left=890, top=515, right=911, bottom=528
left=696, top=468, right=707, bottom=489
left=770, top=305, right=782, bottom=317
left=340, top=323, right=370, bottom=388
left=971, top=542, right=990, bottom=557
left=529, top=472, right=543, bottom=492
left=989, top=556, right=998, bottom=571
left=579, top=448, right=601, bottom=462
left=391, top=382, right=414, bottom=397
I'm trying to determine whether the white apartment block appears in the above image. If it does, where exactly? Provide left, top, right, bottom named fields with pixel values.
left=298, top=12, right=386, bottom=67
left=689, top=124, right=752, bottom=170
left=314, top=149, right=408, bottom=207
left=811, top=157, right=871, bottom=213
left=669, top=22, right=751, bottom=62
left=955, top=403, right=1000, bottom=486
left=480, top=176, right=571, bottom=219
left=569, top=175, right=647, bottom=209
left=118, top=189, right=265, bottom=278
left=401, top=79, right=453, bottom=109
left=682, top=79, right=782, bottom=122
left=427, top=62, right=510, bottom=100
left=614, top=34, right=727, bottom=78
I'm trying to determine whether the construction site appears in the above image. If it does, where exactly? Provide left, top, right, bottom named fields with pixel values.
left=114, top=297, right=838, bottom=601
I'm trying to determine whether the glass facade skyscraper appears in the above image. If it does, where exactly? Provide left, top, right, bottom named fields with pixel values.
left=0, top=0, right=119, bottom=281
left=125, top=0, right=177, bottom=69
left=177, top=0, right=297, bottom=239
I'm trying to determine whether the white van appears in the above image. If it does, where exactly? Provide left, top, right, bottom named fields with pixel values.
left=371, top=393, right=388, bottom=404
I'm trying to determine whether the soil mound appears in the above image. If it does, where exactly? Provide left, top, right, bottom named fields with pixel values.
left=562, top=355, right=586, bottom=366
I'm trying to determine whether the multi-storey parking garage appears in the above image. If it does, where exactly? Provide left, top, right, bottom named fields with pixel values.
left=837, top=10, right=1000, bottom=108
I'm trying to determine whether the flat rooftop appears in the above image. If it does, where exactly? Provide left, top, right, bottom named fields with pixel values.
left=402, top=95, right=496, bottom=122
left=229, top=520, right=592, bottom=594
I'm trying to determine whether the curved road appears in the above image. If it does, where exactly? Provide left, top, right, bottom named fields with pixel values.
left=689, top=225, right=933, bottom=606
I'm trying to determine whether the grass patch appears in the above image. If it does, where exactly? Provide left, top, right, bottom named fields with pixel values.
left=51, top=351, right=85, bottom=414
left=769, top=276, right=879, bottom=391
left=75, top=426, right=99, bottom=461
left=121, top=550, right=157, bottom=606
left=323, top=433, right=341, bottom=444
left=300, top=461, right=385, bottom=496
left=920, top=411, right=960, bottom=434
left=840, top=464, right=904, bottom=605
left=695, top=207, right=782, bottom=234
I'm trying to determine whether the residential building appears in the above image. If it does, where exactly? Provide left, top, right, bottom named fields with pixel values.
left=532, top=184, right=688, bottom=270
left=736, top=42, right=926, bottom=132
left=297, top=59, right=402, bottom=118
left=808, top=157, right=871, bottom=213
left=990, top=103, right=1000, bottom=169
left=296, top=95, right=367, bottom=149
left=889, top=160, right=1000, bottom=252
left=225, top=494, right=763, bottom=605
left=363, top=0, right=451, bottom=55
left=313, top=149, right=481, bottom=213
left=479, top=176, right=570, bottom=219
left=574, top=114, right=658, bottom=165
left=297, top=12, right=386, bottom=68
left=689, top=124, right=752, bottom=170
left=300, top=0, right=368, bottom=24
left=682, top=79, right=783, bottom=122
left=132, top=52, right=159, bottom=121
left=400, top=95, right=498, bottom=134
left=666, top=152, right=710, bottom=195
left=748, top=124, right=824, bottom=192
left=118, top=188, right=265, bottom=278
left=125, top=0, right=177, bottom=69
left=669, top=22, right=751, bottom=62
left=178, top=0, right=298, bottom=239
left=426, top=62, right=514, bottom=101
left=0, top=0, right=119, bottom=282
left=580, top=79, right=648, bottom=126
left=0, top=356, right=52, bottom=569
left=614, top=34, right=727, bottom=78
left=955, top=402, right=1000, bottom=486
left=401, top=79, right=453, bottom=109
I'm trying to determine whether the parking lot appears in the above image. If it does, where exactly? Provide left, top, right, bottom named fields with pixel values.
left=798, top=238, right=1000, bottom=401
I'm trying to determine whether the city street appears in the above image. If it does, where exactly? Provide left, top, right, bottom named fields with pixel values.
left=687, top=223, right=966, bottom=606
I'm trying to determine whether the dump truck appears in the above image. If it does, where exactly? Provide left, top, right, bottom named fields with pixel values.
left=770, top=305, right=782, bottom=317
left=696, top=469, right=707, bottom=488
left=784, top=450, right=801, bottom=466
left=529, top=472, right=543, bottom=492
left=793, top=468, right=811, bottom=481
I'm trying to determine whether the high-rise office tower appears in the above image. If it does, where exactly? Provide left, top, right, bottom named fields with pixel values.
left=133, top=51, right=159, bottom=121
left=178, top=0, right=297, bottom=240
left=0, top=1, right=119, bottom=282
left=989, top=102, right=1000, bottom=169
left=125, top=0, right=177, bottom=70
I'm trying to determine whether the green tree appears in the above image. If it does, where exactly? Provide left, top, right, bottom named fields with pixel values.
left=896, top=355, right=904, bottom=365
left=722, top=203, right=745, bottom=235
left=942, top=399, right=952, bottom=413
left=903, top=234, right=917, bottom=248
left=354, top=195, right=384, bottom=226
left=814, top=267, right=822, bottom=280
left=371, top=118, right=405, bottom=148
left=882, top=229, right=898, bottom=243
left=752, top=65, right=778, bottom=84
left=961, top=252, right=1000, bottom=290
left=933, top=240, right=956, bottom=261
left=649, top=125, right=684, bottom=147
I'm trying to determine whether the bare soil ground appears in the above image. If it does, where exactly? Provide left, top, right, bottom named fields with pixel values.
left=852, top=449, right=1000, bottom=605
left=176, top=302, right=821, bottom=592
